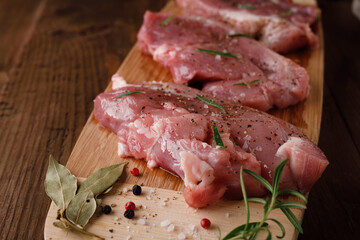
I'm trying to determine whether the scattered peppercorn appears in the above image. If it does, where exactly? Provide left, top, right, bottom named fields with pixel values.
left=125, top=201, right=136, bottom=210
left=102, top=205, right=112, bottom=214
left=130, top=168, right=140, bottom=176
left=124, top=209, right=135, bottom=219
left=200, top=218, right=211, bottom=229
left=132, top=185, right=142, bottom=195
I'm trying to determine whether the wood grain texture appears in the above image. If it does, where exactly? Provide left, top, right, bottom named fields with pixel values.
left=0, top=0, right=168, bottom=239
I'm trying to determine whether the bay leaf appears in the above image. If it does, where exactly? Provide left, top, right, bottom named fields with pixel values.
left=95, top=198, right=102, bottom=206
left=45, top=155, right=77, bottom=210
left=53, top=220, right=104, bottom=240
left=77, top=162, right=127, bottom=196
left=66, top=190, right=97, bottom=227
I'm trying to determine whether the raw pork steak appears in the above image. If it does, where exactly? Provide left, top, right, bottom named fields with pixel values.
left=176, top=0, right=319, bottom=53
left=94, top=78, right=328, bottom=208
left=138, top=11, right=309, bottom=111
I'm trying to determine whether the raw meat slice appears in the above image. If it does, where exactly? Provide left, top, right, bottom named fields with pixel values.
left=94, top=79, right=328, bottom=207
left=137, top=11, right=309, bottom=111
left=176, top=0, right=319, bottom=53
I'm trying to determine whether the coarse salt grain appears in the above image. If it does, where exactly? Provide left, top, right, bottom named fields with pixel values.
left=150, top=189, right=155, bottom=194
left=123, top=187, right=128, bottom=193
left=137, top=219, right=146, bottom=225
left=146, top=196, right=151, bottom=200
left=167, top=224, right=175, bottom=232
left=225, top=212, right=230, bottom=218
left=178, top=232, right=186, bottom=240
left=114, top=217, right=119, bottom=221
left=215, top=55, right=222, bottom=61
left=161, top=201, right=167, bottom=206
left=160, top=220, right=171, bottom=227
left=143, top=205, right=147, bottom=209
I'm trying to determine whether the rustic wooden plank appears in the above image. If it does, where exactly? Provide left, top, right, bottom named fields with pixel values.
left=0, top=0, right=168, bottom=239
left=45, top=181, right=303, bottom=240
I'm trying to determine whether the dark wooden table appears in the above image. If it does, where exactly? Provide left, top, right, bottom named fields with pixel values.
left=0, top=0, right=359, bottom=239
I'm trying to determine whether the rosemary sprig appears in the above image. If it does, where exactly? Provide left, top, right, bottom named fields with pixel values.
left=196, top=48, right=240, bottom=60
left=196, top=94, right=226, bottom=113
left=233, top=79, right=260, bottom=88
left=113, top=91, right=144, bottom=99
left=278, top=10, right=292, bottom=18
left=228, top=33, right=254, bottom=39
left=158, top=15, right=173, bottom=26
left=240, top=4, right=256, bottom=10
left=212, top=123, right=227, bottom=149
left=221, top=159, right=307, bottom=239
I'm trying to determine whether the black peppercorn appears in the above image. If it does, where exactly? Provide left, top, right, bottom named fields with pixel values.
left=102, top=205, right=112, bottom=214
left=124, top=209, right=135, bottom=219
left=132, top=184, right=142, bottom=195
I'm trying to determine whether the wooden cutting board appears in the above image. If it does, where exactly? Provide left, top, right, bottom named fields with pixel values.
left=44, top=0, right=324, bottom=239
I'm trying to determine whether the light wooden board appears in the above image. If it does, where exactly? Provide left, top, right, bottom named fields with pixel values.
left=44, top=0, right=324, bottom=239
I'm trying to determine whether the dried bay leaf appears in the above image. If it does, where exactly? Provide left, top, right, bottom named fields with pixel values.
left=45, top=155, right=77, bottom=210
left=66, top=190, right=96, bottom=227
left=53, top=220, right=104, bottom=240
left=77, top=162, right=127, bottom=196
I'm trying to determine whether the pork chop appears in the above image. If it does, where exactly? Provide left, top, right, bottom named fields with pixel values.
left=137, top=11, right=309, bottom=111
left=94, top=79, right=328, bottom=208
left=176, top=0, right=319, bottom=53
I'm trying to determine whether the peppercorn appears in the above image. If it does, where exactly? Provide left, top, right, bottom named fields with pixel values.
left=130, top=168, right=140, bottom=176
left=125, top=201, right=136, bottom=210
left=124, top=209, right=135, bottom=219
left=200, top=218, right=211, bottom=229
left=132, top=185, right=142, bottom=195
left=102, top=205, right=112, bottom=214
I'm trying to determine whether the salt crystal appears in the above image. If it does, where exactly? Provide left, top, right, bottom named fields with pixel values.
left=137, top=219, right=146, bottom=225
left=178, top=232, right=186, bottom=240
left=161, top=201, right=167, bottom=206
left=167, top=224, right=175, bottom=232
left=215, top=55, right=221, bottom=61
left=160, top=220, right=171, bottom=227
left=150, top=189, right=155, bottom=194
left=146, top=196, right=151, bottom=200
left=225, top=212, right=230, bottom=218
left=123, top=187, right=128, bottom=193
left=114, top=217, right=119, bottom=221
left=143, top=205, right=147, bottom=209
left=125, top=235, right=131, bottom=240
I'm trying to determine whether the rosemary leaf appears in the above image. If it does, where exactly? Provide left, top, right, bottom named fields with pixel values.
left=280, top=207, right=304, bottom=234
left=158, top=15, right=173, bottom=26
left=279, top=10, right=292, bottom=17
left=272, top=159, right=289, bottom=193
left=267, top=218, right=286, bottom=239
left=212, top=123, right=227, bottom=149
left=241, top=4, right=256, bottom=10
left=274, top=201, right=307, bottom=209
left=196, top=94, right=226, bottom=113
left=247, top=197, right=267, bottom=204
left=233, top=79, right=259, bottom=88
left=278, top=189, right=308, bottom=203
left=113, top=91, right=144, bottom=99
left=228, top=33, right=254, bottom=39
left=243, top=169, right=273, bottom=193
left=196, top=48, right=240, bottom=60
